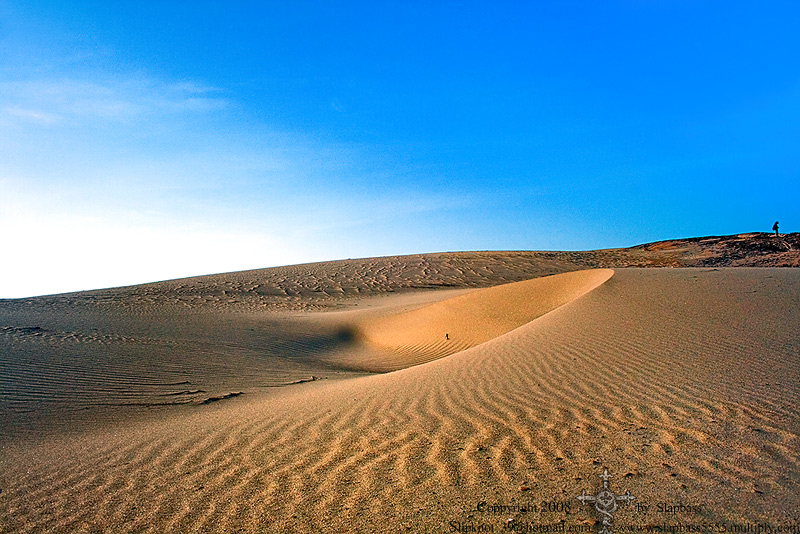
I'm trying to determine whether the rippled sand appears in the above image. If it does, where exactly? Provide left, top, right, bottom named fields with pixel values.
left=1, top=256, right=798, bottom=532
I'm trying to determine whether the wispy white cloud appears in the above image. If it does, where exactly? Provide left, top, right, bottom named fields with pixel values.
left=3, top=106, right=62, bottom=124
left=0, top=77, right=229, bottom=125
left=0, top=71, right=474, bottom=297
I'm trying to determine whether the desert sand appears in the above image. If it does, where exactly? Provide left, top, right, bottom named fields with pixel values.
left=1, top=234, right=799, bottom=533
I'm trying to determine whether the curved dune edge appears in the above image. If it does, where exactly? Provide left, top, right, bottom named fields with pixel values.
left=352, top=268, right=614, bottom=371
left=2, top=270, right=800, bottom=534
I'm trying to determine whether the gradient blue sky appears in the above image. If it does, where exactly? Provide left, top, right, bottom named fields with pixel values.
left=2, top=1, right=798, bottom=297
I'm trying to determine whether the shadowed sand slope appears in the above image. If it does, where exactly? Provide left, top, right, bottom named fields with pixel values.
left=1, top=268, right=798, bottom=533
left=353, top=269, right=613, bottom=371
left=0, top=269, right=610, bottom=431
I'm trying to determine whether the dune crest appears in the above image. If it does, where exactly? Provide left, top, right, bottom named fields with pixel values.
left=2, top=265, right=799, bottom=533
left=353, top=268, right=614, bottom=370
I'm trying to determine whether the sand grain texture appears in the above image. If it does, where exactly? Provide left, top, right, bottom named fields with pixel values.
left=1, top=248, right=799, bottom=533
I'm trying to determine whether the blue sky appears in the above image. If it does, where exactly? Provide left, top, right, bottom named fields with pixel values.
left=1, top=1, right=798, bottom=297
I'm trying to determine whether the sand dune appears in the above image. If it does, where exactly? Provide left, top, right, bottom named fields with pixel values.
left=0, top=269, right=610, bottom=433
left=1, top=259, right=799, bottom=533
left=353, top=269, right=613, bottom=371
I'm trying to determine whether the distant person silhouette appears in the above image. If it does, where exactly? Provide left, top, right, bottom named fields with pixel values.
left=773, top=221, right=780, bottom=237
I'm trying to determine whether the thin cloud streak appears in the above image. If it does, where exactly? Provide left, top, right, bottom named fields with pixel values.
left=0, top=77, right=229, bottom=125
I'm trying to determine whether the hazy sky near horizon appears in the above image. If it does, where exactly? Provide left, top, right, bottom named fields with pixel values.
left=2, top=1, right=798, bottom=297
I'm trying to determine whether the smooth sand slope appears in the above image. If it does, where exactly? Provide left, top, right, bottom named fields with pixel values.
left=0, top=252, right=584, bottom=435
left=0, top=264, right=610, bottom=434
left=354, top=269, right=613, bottom=371
left=1, top=266, right=799, bottom=533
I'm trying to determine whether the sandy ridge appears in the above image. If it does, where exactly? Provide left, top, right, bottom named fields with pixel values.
left=1, top=268, right=798, bottom=533
left=353, top=269, right=613, bottom=371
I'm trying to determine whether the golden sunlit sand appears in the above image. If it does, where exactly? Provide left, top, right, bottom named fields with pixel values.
left=1, top=237, right=799, bottom=533
left=354, top=269, right=613, bottom=371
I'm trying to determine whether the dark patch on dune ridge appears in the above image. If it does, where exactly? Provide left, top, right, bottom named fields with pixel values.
left=199, top=392, right=244, bottom=405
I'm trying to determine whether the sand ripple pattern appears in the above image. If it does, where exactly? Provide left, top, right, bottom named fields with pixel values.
left=1, top=269, right=799, bottom=533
